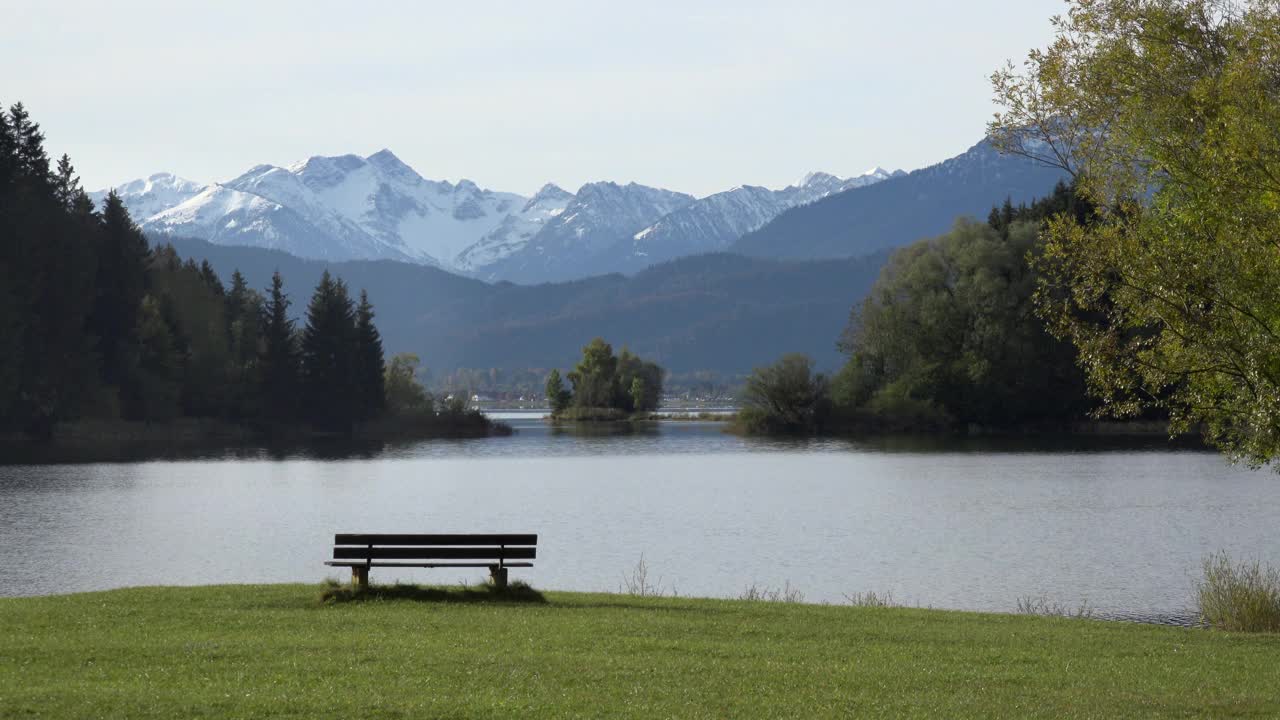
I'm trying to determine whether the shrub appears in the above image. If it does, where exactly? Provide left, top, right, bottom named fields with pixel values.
left=1196, top=552, right=1280, bottom=632
left=738, top=582, right=805, bottom=603
left=844, top=590, right=896, bottom=608
left=619, top=554, right=668, bottom=597
left=1015, top=595, right=1093, bottom=619
left=732, top=354, right=830, bottom=435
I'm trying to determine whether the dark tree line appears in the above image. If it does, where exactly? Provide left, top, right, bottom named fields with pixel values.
left=0, top=102, right=386, bottom=437
left=737, top=181, right=1100, bottom=435
left=830, top=181, right=1096, bottom=431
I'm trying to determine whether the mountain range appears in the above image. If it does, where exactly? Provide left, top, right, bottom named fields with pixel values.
left=732, top=139, right=1068, bottom=259
left=163, top=236, right=887, bottom=374
left=120, top=136, right=1071, bottom=375
left=92, top=153, right=902, bottom=284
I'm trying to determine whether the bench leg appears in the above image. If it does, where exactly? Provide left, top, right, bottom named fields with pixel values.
left=351, top=566, right=369, bottom=592
left=489, top=565, right=508, bottom=591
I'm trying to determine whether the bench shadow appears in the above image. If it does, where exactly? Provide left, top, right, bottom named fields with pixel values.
left=320, top=580, right=547, bottom=605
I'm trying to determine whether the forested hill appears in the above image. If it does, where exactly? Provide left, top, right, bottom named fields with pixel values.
left=732, top=139, right=1067, bottom=260
left=166, top=236, right=886, bottom=374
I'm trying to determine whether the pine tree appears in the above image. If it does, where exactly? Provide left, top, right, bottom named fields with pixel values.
left=8, top=103, right=50, bottom=183
left=299, top=271, right=357, bottom=431
left=52, top=154, right=77, bottom=208
left=199, top=260, right=223, bottom=297
left=257, top=271, right=300, bottom=423
left=225, top=271, right=261, bottom=390
left=545, top=369, right=570, bottom=414
left=0, top=105, right=14, bottom=191
left=89, top=190, right=149, bottom=389
left=127, top=295, right=181, bottom=421
left=0, top=104, right=98, bottom=434
left=353, top=289, right=386, bottom=422
left=226, top=270, right=250, bottom=327
left=0, top=105, right=25, bottom=427
left=224, top=271, right=263, bottom=420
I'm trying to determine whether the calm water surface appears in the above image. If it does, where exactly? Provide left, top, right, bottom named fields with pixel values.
left=2, top=413, right=1276, bottom=624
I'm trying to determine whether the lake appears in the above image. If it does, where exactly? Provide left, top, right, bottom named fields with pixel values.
left=2, top=413, right=1276, bottom=624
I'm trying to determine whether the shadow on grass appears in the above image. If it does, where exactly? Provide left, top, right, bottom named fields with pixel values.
left=320, top=579, right=547, bottom=605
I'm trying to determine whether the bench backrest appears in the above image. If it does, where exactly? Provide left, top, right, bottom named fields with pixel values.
left=331, top=533, right=537, bottom=564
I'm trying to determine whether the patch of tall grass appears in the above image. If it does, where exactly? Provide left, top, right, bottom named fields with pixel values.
left=1015, top=595, right=1094, bottom=619
left=738, top=582, right=805, bottom=603
left=1196, top=552, right=1280, bottom=633
left=844, top=590, right=897, bottom=608
left=619, top=554, right=674, bottom=597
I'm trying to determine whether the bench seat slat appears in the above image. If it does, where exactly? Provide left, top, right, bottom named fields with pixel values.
left=334, top=533, right=536, bottom=546
left=332, top=546, right=535, bottom=561
left=325, top=561, right=534, bottom=568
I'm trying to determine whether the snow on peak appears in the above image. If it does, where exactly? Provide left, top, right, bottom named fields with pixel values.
left=799, top=171, right=840, bottom=187
left=88, top=172, right=208, bottom=222
left=366, top=149, right=425, bottom=187
left=97, top=151, right=905, bottom=283
left=366, top=148, right=404, bottom=165
left=130, top=150, right=542, bottom=270
left=531, top=182, right=571, bottom=201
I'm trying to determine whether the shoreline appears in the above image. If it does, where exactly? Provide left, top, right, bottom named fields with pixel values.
left=0, top=414, right=1212, bottom=464
left=0, top=581, right=1202, bottom=627
left=0, top=415, right=512, bottom=464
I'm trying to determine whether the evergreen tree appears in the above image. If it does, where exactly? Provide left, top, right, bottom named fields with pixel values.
left=545, top=369, right=571, bottom=414
left=52, top=154, right=77, bottom=208
left=224, top=270, right=262, bottom=418
left=127, top=295, right=181, bottom=421
left=257, top=271, right=300, bottom=423
left=147, top=247, right=232, bottom=418
left=89, top=190, right=149, bottom=390
left=0, top=105, right=28, bottom=427
left=299, top=271, right=357, bottom=431
left=199, top=260, right=223, bottom=297
left=353, top=289, right=386, bottom=422
left=226, top=270, right=251, bottom=329
left=8, top=103, right=50, bottom=182
left=0, top=101, right=400, bottom=438
left=0, top=103, right=98, bottom=435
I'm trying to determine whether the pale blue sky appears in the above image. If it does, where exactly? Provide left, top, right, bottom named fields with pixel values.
left=4, top=0, right=1064, bottom=197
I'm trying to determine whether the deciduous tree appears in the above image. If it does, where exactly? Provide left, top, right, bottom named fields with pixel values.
left=991, top=0, right=1280, bottom=464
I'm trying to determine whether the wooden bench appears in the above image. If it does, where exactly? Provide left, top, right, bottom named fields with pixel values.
left=324, top=533, right=537, bottom=591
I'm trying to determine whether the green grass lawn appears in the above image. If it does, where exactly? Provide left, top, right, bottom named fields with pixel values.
left=1, top=584, right=1277, bottom=718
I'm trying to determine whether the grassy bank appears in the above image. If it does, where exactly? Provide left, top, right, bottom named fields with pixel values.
left=2, top=585, right=1277, bottom=718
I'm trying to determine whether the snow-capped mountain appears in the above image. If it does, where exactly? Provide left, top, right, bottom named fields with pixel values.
left=454, top=183, right=573, bottom=272
left=96, top=152, right=902, bottom=284
left=88, top=173, right=206, bottom=222
left=478, top=181, right=697, bottom=283
left=618, top=167, right=902, bottom=270
left=145, top=177, right=409, bottom=263
left=140, top=150, right=533, bottom=266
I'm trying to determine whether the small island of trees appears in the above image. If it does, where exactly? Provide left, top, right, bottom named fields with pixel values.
left=545, top=338, right=664, bottom=421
